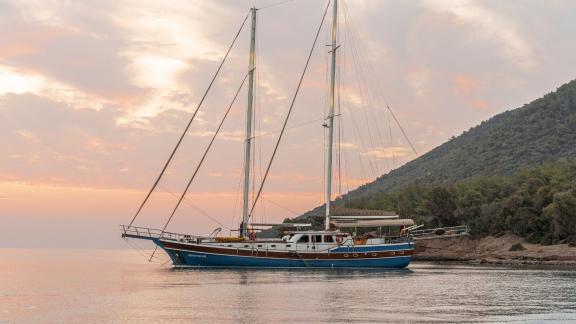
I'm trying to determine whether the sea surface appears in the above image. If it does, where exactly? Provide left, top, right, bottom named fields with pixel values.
left=1, top=248, right=575, bottom=323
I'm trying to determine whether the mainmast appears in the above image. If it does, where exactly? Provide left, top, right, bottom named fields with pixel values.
left=242, top=7, right=257, bottom=238
left=325, top=0, right=338, bottom=231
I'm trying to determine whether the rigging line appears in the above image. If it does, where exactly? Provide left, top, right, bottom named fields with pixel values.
left=348, top=31, right=381, bottom=177
left=252, top=117, right=326, bottom=139
left=322, top=11, right=330, bottom=206
left=349, top=20, right=393, bottom=173
left=344, top=6, right=389, bottom=177
left=158, top=73, right=248, bottom=236
left=254, top=26, right=265, bottom=225
left=123, top=238, right=166, bottom=264
left=339, top=7, right=352, bottom=193
left=322, top=112, right=326, bottom=205
left=343, top=147, right=352, bottom=193
left=248, top=0, right=331, bottom=220
left=387, top=108, right=397, bottom=169
left=342, top=3, right=417, bottom=163
left=261, top=195, right=301, bottom=216
left=158, top=184, right=227, bottom=229
left=148, top=74, right=247, bottom=262
left=337, top=35, right=342, bottom=196
left=230, top=171, right=244, bottom=231
left=122, top=238, right=153, bottom=261
left=387, top=105, right=419, bottom=156
left=251, top=20, right=259, bottom=215
left=258, top=0, right=294, bottom=10
left=340, top=10, right=376, bottom=180
left=187, top=201, right=226, bottom=231
left=127, top=11, right=250, bottom=227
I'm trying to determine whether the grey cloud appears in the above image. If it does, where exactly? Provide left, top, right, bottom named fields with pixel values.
left=0, top=1, right=148, bottom=100
left=10, top=34, right=146, bottom=99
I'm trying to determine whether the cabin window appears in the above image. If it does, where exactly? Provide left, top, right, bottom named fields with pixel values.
left=227, top=245, right=232, bottom=247
left=257, top=244, right=263, bottom=248
left=271, top=245, right=276, bottom=248
left=298, top=235, right=309, bottom=243
left=244, top=245, right=249, bottom=248
left=314, top=235, right=322, bottom=243
left=286, top=244, right=291, bottom=247
left=324, top=235, right=334, bottom=243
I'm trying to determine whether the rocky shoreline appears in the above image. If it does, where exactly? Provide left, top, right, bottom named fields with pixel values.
left=413, top=233, right=576, bottom=266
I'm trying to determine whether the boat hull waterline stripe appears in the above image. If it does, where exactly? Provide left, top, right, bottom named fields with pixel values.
left=164, top=248, right=412, bottom=268
left=157, top=241, right=414, bottom=268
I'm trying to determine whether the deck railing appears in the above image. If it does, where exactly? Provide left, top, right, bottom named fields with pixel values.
left=121, top=224, right=417, bottom=247
left=409, top=225, right=469, bottom=240
left=120, top=225, right=203, bottom=242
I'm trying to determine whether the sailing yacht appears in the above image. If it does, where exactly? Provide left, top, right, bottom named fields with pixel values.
left=122, top=0, right=416, bottom=268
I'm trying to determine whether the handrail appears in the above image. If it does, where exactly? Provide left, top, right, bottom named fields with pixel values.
left=120, top=225, right=204, bottom=242
left=410, top=225, right=469, bottom=239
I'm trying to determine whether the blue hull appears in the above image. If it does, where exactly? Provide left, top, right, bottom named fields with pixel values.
left=158, top=241, right=413, bottom=269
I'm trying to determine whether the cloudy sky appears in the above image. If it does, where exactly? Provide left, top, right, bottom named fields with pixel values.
left=1, top=0, right=575, bottom=248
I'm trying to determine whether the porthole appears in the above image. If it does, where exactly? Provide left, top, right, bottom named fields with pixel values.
left=390, top=252, right=396, bottom=256
left=353, top=253, right=358, bottom=258
left=371, top=253, right=377, bottom=257
left=344, top=254, right=349, bottom=258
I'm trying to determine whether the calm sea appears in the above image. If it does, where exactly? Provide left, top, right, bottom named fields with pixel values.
left=1, top=248, right=575, bottom=323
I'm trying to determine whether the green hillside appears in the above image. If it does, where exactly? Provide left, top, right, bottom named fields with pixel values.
left=344, top=78, right=576, bottom=203
left=286, top=79, right=576, bottom=243
left=347, top=161, right=576, bottom=244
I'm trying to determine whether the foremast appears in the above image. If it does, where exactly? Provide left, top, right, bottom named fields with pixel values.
left=242, top=7, right=257, bottom=238
left=325, top=0, right=338, bottom=230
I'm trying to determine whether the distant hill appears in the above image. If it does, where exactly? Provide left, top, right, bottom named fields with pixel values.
left=307, top=79, right=576, bottom=209
left=343, top=79, right=576, bottom=202
left=288, top=78, right=576, bottom=228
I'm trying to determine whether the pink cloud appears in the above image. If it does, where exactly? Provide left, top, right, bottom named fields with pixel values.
left=469, top=99, right=491, bottom=111
left=452, top=74, right=479, bottom=95
left=0, top=26, right=73, bottom=60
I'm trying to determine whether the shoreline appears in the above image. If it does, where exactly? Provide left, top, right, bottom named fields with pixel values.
left=412, top=233, right=576, bottom=266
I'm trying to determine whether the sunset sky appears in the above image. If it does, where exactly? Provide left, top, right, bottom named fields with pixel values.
left=1, top=0, right=575, bottom=248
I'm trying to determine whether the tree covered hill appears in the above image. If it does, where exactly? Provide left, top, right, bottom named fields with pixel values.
left=283, top=79, right=576, bottom=243
left=347, top=161, right=576, bottom=244
left=342, top=78, right=576, bottom=204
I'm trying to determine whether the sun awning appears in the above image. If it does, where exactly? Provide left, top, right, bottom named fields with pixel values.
left=330, top=215, right=399, bottom=220
left=331, top=218, right=415, bottom=227
left=330, top=207, right=397, bottom=216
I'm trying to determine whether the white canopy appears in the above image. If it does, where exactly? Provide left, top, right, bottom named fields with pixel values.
left=330, top=215, right=399, bottom=220
left=331, top=218, right=415, bottom=228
